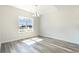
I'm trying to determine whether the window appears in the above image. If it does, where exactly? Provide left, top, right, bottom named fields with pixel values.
left=18, top=16, right=33, bottom=32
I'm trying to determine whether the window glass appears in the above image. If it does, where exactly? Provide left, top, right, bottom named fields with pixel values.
left=18, top=16, right=33, bottom=32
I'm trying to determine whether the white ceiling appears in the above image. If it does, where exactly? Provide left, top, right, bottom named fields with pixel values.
left=12, top=5, right=58, bottom=15
left=12, top=5, right=79, bottom=15
left=12, top=5, right=40, bottom=13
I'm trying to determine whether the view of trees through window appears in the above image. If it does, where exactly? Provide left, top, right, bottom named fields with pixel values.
left=18, top=16, right=33, bottom=32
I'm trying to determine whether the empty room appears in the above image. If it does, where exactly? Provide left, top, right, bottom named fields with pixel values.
left=0, top=5, right=79, bottom=53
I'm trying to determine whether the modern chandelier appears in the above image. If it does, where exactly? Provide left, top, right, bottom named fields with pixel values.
left=32, top=5, right=40, bottom=17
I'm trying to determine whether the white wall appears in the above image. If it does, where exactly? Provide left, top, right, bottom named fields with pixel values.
left=33, top=17, right=40, bottom=35
left=0, top=5, right=39, bottom=43
left=0, top=23, right=1, bottom=51
left=0, top=6, right=3, bottom=50
left=40, top=5, right=79, bottom=44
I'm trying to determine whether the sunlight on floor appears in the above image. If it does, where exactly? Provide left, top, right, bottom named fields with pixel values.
left=31, top=38, right=43, bottom=42
left=22, top=38, right=43, bottom=45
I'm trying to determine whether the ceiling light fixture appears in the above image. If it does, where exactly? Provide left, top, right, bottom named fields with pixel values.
left=32, top=5, right=40, bottom=17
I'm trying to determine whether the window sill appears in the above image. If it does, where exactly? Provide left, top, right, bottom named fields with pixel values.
left=18, top=29, right=33, bottom=33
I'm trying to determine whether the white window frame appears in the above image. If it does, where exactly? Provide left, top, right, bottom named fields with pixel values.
left=18, top=16, right=33, bottom=32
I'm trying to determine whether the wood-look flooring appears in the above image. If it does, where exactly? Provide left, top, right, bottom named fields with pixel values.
left=1, top=36, right=79, bottom=53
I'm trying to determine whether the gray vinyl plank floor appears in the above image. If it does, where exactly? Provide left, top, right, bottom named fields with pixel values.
left=1, top=36, right=79, bottom=53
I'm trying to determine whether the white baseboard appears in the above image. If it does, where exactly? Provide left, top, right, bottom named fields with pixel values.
left=1, top=35, right=39, bottom=44
left=39, top=35, right=79, bottom=45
